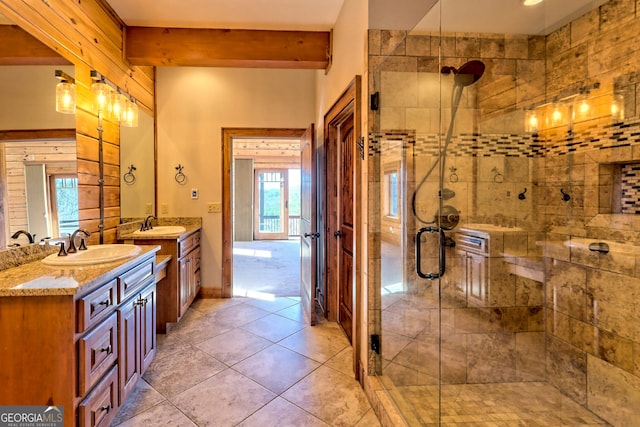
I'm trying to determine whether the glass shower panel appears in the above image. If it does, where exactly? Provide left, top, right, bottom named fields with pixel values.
left=372, top=0, right=623, bottom=425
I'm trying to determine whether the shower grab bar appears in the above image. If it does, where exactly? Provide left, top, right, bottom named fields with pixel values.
left=416, top=226, right=446, bottom=280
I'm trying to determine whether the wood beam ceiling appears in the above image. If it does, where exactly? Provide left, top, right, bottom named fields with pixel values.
left=0, top=25, right=71, bottom=65
left=0, top=0, right=155, bottom=115
left=126, top=27, right=332, bottom=69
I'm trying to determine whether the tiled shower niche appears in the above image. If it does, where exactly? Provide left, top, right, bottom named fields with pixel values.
left=599, top=161, right=640, bottom=215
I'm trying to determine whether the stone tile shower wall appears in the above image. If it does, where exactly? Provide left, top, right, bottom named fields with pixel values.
left=538, top=1, right=640, bottom=424
left=367, top=0, right=640, bottom=424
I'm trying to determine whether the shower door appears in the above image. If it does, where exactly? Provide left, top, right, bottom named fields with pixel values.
left=372, top=0, right=548, bottom=424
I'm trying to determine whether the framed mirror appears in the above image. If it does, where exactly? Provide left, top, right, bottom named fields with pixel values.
left=0, top=59, right=76, bottom=248
left=120, top=109, right=155, bottom=219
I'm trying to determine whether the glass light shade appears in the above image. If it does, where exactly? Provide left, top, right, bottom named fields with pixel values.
left=573, top=94, right=592, bottom=121
left=549, top=103, right=565, bottom=127
left=611, top=94, right=625, bottom=123
left=121, top=98, right=138, bottom=127
left=55, top=81, right=76, bottom=114
left=525, top=109, right=539, bottom=133
left=109, top=91, right=127, bottom=122
left=523, top=0, right=543, bottom=5
left=91, top=81, right=111, bottom=113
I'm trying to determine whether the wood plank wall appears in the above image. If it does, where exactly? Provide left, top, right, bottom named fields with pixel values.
left=3, top=140, right=76, bottom=236
left=0, top=0, right=155, bottom=244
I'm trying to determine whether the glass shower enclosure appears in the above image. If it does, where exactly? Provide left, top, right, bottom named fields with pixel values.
left=370, top=0, right=639, bottom=425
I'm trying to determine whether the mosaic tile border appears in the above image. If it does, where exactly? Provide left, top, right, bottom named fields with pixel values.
left=370, top=116, right=640, bottom=158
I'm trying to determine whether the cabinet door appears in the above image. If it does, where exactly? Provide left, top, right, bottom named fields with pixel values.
left=140, top=283, right=157, bottom=374
left=179, top=256, right=190, bottom=318
left=118, top=298, right=140, bottom=405
left=467, top=252, right=488, bottom=305
left=189, top=247, right=201, bottom=302
left=453, top=250, right=468, bottom=299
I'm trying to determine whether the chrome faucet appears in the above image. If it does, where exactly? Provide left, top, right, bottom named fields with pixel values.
left=67, top=229, right=91, bottom=253
left=140, top=215, right=156, bottom=231
left=11, top=230, right=35, bottom=244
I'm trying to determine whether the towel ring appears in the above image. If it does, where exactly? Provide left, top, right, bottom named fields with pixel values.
left=492, top=166, right=504, bottom=183
left=175, top=164, right=187, bottom=184
left=123, top=164, right=136, bottom=184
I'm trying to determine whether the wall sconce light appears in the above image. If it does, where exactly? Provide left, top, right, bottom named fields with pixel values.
left=523, top=0, right=543, bottom=5
left=573, top=91, right=592, bottom=121
left=121, top=97, right=139, bottom=127
left=549, top=102, right=566, bottom=127
left=91, top=71, right=112, bottom=114
left=525, top=109, right=539, bottom=133
left=55, top=69, right=76, bottom=114
left=611, top=93, right=625, bottom=123
left=90, top=70, right=138, bottom=127
left=109, top=89, right=127, bottom=122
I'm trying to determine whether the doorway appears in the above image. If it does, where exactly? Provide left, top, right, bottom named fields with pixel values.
left=222, top=128, right=307, bottom=299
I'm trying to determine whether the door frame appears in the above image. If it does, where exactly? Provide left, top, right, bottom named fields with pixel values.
left=221, top=128, right=307, bottom=298
left=323, top=76, right=363, bottom=379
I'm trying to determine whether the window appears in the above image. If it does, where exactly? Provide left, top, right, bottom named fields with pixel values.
left=383, top=164, right=400, bottom=218
left=49, top=176, right=79, bottom=236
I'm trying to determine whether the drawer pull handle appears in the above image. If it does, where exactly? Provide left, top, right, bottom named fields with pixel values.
left=100, top=344, right=111, bottom=353
left=98, top=299, right=110, bottom=306
left=99, top=404, right=112, bottom=413
left=134, top=297, right=148, bottom=306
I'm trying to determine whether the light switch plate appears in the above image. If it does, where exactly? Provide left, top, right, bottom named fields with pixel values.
left=191, top=188, right=198, bottom=199
left=207, top=202, right=221, bottom=213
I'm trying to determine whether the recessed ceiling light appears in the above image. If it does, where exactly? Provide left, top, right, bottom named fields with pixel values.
left=523, top=0, right=543, bottom=5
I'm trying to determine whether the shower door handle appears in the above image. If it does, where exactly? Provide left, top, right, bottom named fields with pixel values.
left=416, top=226, right=446, bottom=280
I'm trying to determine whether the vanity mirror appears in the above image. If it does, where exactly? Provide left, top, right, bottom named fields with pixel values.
left=0, top=36, right=76, bottom=248
left=120, top=109, right=155, bottom=218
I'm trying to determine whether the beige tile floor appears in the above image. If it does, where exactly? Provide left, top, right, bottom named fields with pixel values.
left=111, top=296, right=380, bottom=427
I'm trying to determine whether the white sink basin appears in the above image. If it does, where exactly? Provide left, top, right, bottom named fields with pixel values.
left=42, top=244, right=142, bottom=266
left=132, top=226, right=186, bottom=236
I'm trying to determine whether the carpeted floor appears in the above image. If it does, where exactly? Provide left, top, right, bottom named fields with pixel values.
left=233, top=239, right=301, bottom=297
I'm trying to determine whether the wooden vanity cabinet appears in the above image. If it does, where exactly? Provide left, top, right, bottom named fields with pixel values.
left=0, top=251, right=157, bottom=427
left=128, top=230, right=201, bottom=332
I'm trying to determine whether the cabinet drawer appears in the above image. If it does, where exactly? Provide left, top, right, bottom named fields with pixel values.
left=118, top=260, right=154, bottom=303
left=77, top=279, right=117, bottom=333
left=456, top=233, right=489, bottom=255
left=79, top=312, right=118, bottom=396
left=78, top=364, right=118, bottom=427
left=179, top=231, right=200, bottom=258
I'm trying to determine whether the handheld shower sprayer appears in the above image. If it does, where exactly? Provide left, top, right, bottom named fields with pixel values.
left=412, top=60, right=485, bottom=226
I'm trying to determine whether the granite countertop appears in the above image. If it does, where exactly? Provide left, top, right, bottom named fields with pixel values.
left=118, top=217, right=202, bottom=240
left=0, top=245, right=160, bottom=298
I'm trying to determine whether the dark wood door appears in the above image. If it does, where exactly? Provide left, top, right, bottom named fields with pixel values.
left=338, top=117, right=355, bottom=342
left=300, top=124, right=316, bottom=325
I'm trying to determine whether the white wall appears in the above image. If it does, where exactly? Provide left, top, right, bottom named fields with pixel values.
left=120, top=111, right=155, bottom=218
left=315, top=0, right=368, bottom=128
left=0, top=65, right=75, bottom=130
left=156, top=67, right=316, bottom=292
left=314, top=0, right=370, bottom=375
